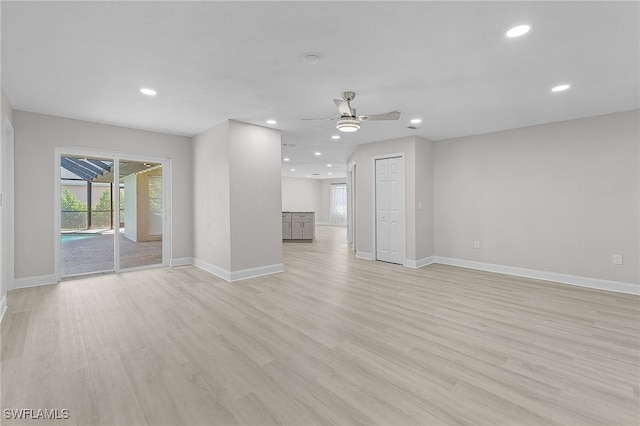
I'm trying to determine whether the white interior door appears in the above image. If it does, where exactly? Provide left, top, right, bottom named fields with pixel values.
left=388, top=157, right=403, bottom=264
left=376, top=159, right=390, bottom=261
left=375, top=156, right=404, bottom=264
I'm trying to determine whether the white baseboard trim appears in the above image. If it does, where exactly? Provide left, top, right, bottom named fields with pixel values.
left=316, top=221, right=331, bottom=226
left=192, top=258, right=284, bottom=282
left=14, top=274, right=58, bottom=290
left=356, top=251, right=374, bottom=261
left=192, top=258, right=231, bottom=282
left=0, top=295, right=7, bottom=323
left=405, top=256, right=436, bottom=269
left=170, top=257, right=193, bottom=267
left=433, top=257, right=639, bottom=296
left=230, top=263, right=284, bottom=282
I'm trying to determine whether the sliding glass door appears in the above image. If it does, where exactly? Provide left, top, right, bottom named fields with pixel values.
left=60, top=155, right=115, bottom=276
left=118, top=158, right=163, bottom=270
left=57, top=150, right=169, bottom=279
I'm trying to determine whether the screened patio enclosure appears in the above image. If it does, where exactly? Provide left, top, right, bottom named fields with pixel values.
left=60, top=155, right=163, bottom=276
left=61, top=156, right=118, bottom=231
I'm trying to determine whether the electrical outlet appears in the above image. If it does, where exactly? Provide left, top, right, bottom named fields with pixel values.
left=613, top=254, right=623, bottom=265
left=474, top=241, right=480, bottom=249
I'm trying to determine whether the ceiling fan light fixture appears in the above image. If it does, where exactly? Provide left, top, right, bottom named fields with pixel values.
left=336, top=118, right=360, bottom=132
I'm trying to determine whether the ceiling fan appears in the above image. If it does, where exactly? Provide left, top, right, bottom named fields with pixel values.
left=302, top=91, right=400, bottom=133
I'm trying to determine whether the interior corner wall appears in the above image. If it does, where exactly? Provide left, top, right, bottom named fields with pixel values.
left=228, top=120, right=282, bottom=272
left=191, top=120, right=231, bottom=272
left=317, top=178, right=347, bottom=225
left=12, top=111, right=193, bottom=281
left=281, top=177, right=320, bottom=213
left=1, top=88, right=13, bottom=123
left=353, top=136, right=418, bottom=261
left=434, top=110, right=640, bottom=286
left=414, top=136, right=435, bottom=260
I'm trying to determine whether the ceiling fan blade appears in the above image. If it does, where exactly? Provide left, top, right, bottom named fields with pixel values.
left=301, top=117, right=336, bottom=121
left=334, top=99, right=353, bottom=117
left=358, top=111, right=401, bottom=121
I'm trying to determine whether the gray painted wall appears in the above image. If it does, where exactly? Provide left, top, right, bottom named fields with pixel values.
left=415, top=137, right=435, bottom=260
left=228, top=120, right=282, bottom=271
left=281, top=177, right=320, bottom=214
left=192, top=121, right=231, bottom=271
left=1, top=89, right=13, bottom=123
left=434, top=110, right=639, bottom=284
left=1, top=88, right=14, bottom=315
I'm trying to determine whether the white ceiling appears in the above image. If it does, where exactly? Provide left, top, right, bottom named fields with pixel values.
left=2, top=1, right=639, bottom=179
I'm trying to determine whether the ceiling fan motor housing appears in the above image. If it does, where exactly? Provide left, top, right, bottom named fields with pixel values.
left=342, top=91, right=356, bottom=102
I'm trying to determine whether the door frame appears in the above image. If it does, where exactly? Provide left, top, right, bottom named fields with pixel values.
left=372, top=153, right=405, bottom=264
left=115, top=154, right=171, bottom=273
left=347, top=161, right=357, bottom=251
left=2, top=115, right=15, bottom=296
left=54, top=147, right=172, bottom=281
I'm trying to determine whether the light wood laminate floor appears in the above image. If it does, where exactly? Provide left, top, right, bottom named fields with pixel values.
left=2, top=226, right=639, bottom=425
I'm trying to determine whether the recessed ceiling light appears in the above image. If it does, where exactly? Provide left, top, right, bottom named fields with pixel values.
left=331, top=135, right=341, bottom=140
left=328, top=173, right=332, bottom=176
left=506, top=25, right=530, bottom=38
left=314, top=152, right=322, bottom=156
left=327, top=164, right=332, bottom=167
left=410, top=118, right=422, bottom=124
left=140, top=88, right=157, bottom=96
left=551, top=84, right=571, bottom=92
left=291, top=168, right=296, bottom=172
left=283, top=158, right=290, bottom=162
left=266, top=119, right=277, bottom=125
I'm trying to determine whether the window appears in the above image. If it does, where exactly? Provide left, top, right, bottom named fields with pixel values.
left=329, top=183, right=347, bottom=226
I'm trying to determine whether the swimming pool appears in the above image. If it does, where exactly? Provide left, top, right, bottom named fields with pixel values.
left=61, top=234, right=99, bottom=243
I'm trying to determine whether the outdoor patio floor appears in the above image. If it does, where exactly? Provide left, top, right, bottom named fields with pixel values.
left=61, top=232, right=162, bottom=276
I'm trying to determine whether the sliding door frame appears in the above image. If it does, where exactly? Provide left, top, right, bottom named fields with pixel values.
left=116, top=154, right=171, bottom=273
left=54, top=147, right=172, bottom=281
